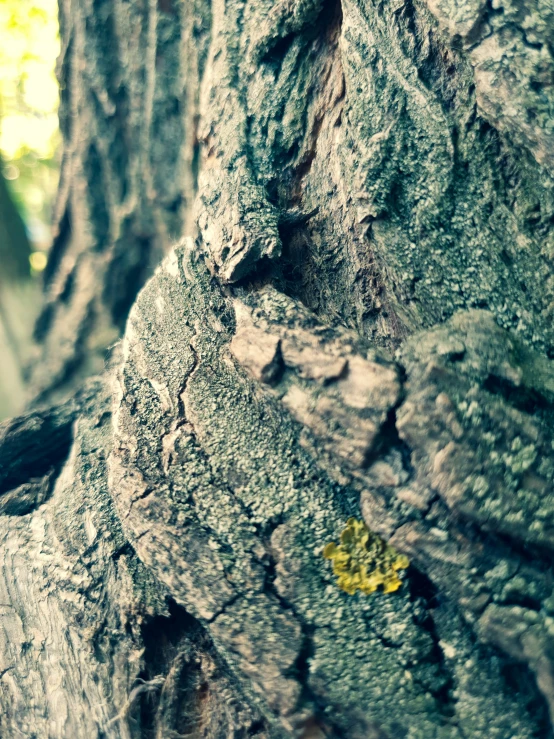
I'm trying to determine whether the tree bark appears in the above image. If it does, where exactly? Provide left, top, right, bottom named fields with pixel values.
left=2, top=0, right=554, bottom=737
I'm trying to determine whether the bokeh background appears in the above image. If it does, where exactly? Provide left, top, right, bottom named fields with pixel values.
left=0, top=0, right=59, bottom=418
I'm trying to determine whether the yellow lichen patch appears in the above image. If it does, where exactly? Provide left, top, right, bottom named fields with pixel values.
left=323, top=518, right=409, bottom=595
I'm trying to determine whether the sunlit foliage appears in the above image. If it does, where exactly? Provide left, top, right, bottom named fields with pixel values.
left=0, top=0, right=60, bottom=253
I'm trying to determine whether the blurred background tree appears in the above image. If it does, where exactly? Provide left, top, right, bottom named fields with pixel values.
left=0, top=0, right=60, bottom=418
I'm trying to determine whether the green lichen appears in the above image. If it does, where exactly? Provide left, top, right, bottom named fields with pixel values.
left=323, top=518, right=410, bottom=596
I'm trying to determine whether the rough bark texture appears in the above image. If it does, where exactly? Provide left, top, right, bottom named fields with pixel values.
left=29, top=0, right=210, bottom=404
left=2, top=0, right=554, bottom=737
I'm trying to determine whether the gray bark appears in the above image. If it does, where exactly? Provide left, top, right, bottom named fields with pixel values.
left=2, top=0, right=554, bottom=737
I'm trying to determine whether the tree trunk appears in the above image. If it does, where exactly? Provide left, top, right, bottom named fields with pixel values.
left=2, top=0, right=554, bottom=737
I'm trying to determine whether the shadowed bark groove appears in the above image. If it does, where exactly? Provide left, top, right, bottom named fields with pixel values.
left=2, top=0, right=554, bottom=736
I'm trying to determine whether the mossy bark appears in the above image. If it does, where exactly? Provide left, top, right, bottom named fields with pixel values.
left=2, top=0, right=554, bottom=737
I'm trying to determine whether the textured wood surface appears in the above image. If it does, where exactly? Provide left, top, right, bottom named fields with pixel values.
left=2, top=0, right=554, bottom=736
